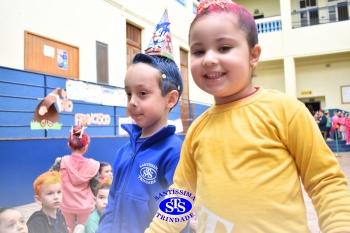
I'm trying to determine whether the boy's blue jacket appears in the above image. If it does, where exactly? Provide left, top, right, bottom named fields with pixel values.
left=96, top=124, right=184, bottom=233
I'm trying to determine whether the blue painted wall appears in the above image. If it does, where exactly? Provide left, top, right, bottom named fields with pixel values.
left=0, top=66, right=209, bottom=206
left=0, top=136, right=188, bottom=206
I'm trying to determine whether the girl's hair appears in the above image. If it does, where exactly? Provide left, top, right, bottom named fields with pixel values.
left=33, top=171, right=61, bottom=195
left=131, top=53, right=183, bottom=108
left=190, top=0, right=258, bottom=49
left=95, top=182, right=111, bottom=196
left=68, top=126, right=90, bottom=149
left=99, top=162, right=111, bottom=173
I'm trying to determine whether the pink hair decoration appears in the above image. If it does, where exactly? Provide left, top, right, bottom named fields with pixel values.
left=196, top=0, right=237, bottom=16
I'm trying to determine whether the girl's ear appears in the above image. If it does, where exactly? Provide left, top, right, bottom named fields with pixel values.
left=34, top=195, right=42, bottom=205
left=250, top=44, right=261, bottom=68
left=167, top=90, right=179, bottom=109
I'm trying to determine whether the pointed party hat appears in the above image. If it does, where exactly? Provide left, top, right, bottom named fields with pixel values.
left=144, top=8, right=174, bottom=60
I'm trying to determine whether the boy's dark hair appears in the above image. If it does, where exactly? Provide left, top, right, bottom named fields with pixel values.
left=132, top=53, right=183, bottom=107
left=95, top=182, right=111, bottom=197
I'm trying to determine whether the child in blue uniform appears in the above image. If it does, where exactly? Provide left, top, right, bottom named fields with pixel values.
left=96, top=53, right=184, bottom=233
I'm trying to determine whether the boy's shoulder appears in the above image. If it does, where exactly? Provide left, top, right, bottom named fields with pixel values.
left=27, top=210, right=48, bottom=226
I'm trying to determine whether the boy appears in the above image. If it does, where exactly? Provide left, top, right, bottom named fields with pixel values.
left=27, top=171, right=69, bottom=233
left=0, top=207, right=28, bottom=233
left=96, top=52, right=184, bottom=233
left=84, top=182, right=111, bottom=233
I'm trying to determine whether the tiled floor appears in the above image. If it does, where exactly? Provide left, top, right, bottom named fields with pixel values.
left=15, top=153, right=350, bottom=232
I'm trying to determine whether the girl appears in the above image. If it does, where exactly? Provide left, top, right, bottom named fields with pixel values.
left=51, top=126, right=99, bottom=233
left=0, top=207, right=28, bottom=233
left=338, top=111, right=347, bottom=140
left=98, top=162, right=113, bottom=184
left=345, top=113, right=350, bottom=145
left=146, top=0, right=350, bottom=232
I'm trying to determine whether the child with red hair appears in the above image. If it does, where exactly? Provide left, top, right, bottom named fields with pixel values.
left=27, top=171, right=68, bottom=233
left=51, top=126, right=99, bottom=233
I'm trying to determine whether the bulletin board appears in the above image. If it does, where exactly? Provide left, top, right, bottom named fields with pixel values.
left=24, top=31, right=79, bottom=79
left=341, top=85, right=350, bottom=104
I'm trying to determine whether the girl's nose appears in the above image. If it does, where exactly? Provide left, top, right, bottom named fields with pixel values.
left=202, top=51, right=218, bottom=66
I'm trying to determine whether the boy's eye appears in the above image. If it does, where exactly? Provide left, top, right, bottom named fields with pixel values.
left=140, top=91, right=146, bottom=95
left=6, top=223, right=15, bottom=229
left=126, top=92, right=131, bottom=96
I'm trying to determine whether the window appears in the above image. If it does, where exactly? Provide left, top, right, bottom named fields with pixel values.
left=96, top=41, right=109, bottom=84
left=299, top=0, right=319, bottom=26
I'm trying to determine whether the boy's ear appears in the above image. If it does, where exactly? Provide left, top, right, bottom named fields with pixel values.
left=167, top=90, right=179, bottom=109
left=34, top=195, right=42, bottom=205
left=250, top=44, right=261, bottom=67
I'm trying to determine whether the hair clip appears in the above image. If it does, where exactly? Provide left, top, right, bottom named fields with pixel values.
left=70, top=126, right=73, bottom=138
left=162, top=74, right=166, bottom=79
left=178, top=85, right=180, bottom=91
left=78, top=126, right=87, bottom=138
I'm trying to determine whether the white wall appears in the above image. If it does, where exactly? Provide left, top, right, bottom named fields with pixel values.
left=296, top=59, right=350, bottom=111
left=1, top=0, right=349, bottom=107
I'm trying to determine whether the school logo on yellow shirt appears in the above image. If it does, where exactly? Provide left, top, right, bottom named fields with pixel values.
left=138, top=163, right=158, bottom=184
left=153, top=189, right=195, bottom=223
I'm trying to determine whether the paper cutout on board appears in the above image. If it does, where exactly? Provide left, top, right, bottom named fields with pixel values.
left=57, top=49, right=68, bottom=70
left=66, top=80, right=127, bottom=107
left=31, top=88, right=63, bottom=130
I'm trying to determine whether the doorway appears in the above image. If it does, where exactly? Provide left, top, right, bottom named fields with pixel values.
left=305, top=101, right=320, bottom=115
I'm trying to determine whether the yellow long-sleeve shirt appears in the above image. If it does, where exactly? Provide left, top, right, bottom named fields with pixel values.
left=147, top=87, right=350, bottom=233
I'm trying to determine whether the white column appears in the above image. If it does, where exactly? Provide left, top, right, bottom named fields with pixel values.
left=283, top=56, right=297, bottom=97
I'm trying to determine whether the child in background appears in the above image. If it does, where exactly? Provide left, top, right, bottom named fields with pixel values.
left=339, top=111, right=347, bottom=140
left=51, top=126, right=100, bottom=233
left=96, top=53, right=184, bottom=233
left=345, top=113, right=350, bottom=145
left=146, top=1, right=350, bottom=232
left=0, top=207, right=28, bottom=233
left=98, top=162, right=113, bottom=184
left=84, top=183, right=111, bottom=233
left=325, top=111, right=332, bottom=139
left=27, top=171, right=69, bottom=233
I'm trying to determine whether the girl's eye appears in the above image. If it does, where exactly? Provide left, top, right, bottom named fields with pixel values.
left=192, top=50, right=204, bottom=56
left=219, top=46, right=231, bottom=52
left=126, top=92, right=131, bottom=96
left=140, top=91, right=146, bottom=96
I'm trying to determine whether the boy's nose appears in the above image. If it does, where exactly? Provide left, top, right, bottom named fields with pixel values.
left=128, top=97, right=138, bottom=107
